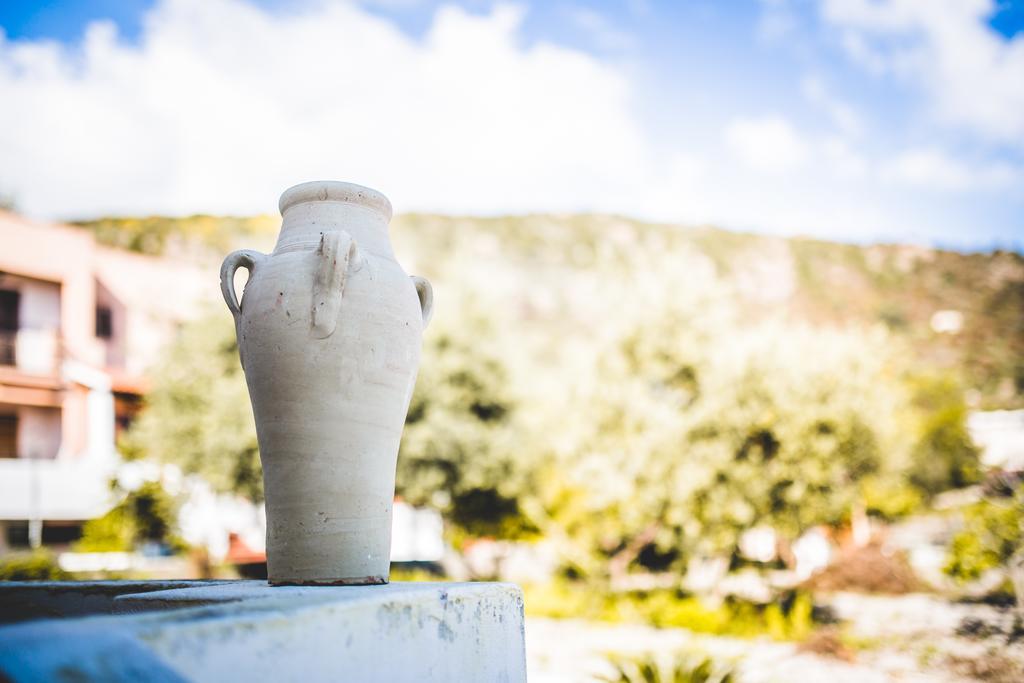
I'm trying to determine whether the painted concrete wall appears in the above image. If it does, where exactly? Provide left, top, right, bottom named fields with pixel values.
left=94, top=245, right=213, bottom=377
left=0, top=449, right=117, bottom=520
left=94, top=279, right=127, bottom=370
left=0, top=208, right=214, bottom=382
left=16, top=278, right=61, bottom=332
left=0, top=581, right=527, bottom=683
left=16, top=406, right=61, bottom=460
left=0, top=274, right=61, bottom=375
left=0, top=211, right=215, bottom=523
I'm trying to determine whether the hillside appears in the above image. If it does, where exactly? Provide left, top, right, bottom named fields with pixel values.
left=71, top=213, right=1024, bottom=409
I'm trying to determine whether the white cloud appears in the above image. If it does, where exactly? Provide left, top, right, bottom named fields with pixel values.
left=822, top=0, right=1024, bottom=146
left=880, top=147, right=1022, bottom=191
left=565, top=7, right=634, bottom=51
left=821, top=136, right=868, bottom=179
left=800, top=75, right=864, bottom=137
left=0, top=0, right=663, bottom=218
left=0, top=0, right=1016, bottom=248
left=724, top=116, right=808, bottom=171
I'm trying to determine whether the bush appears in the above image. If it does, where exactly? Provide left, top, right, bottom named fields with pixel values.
left=908, top=376, right=982, bottom=497
left=524, top=581, right=816, bottom=640
left=945, top=485, right=1023, bottom=584
left=0, top=551, right=69, bottom=581
left=77, top=481, right=186, bottom=553
left=601, top=649, right=739, bottom=683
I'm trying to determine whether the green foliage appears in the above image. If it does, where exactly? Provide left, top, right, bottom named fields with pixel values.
left=908, top=375, right=982, bottom=497
left=601, top=650, right=739, bottom=683
left=862, top=478, right=924, bottom=520
left=524, top=582, right=815, bottom=640
left=70, top=212, right=1024, bottom=410
left=397, top=291, right=536, bottom=539
left=682, top=326, right=900, bottom=551
left=121, top=311, right=262, bottom=500
left=77, top=481, right=186, bottom=552
left=0, top=551, right=70, bottom=581
left=74, top=215, right=278, bottom=258
left=98, top=211, right=1021, bottom=590
left=524, top=312, right=912, bottom=577
left=388, top=566, right=446, bottom=582
left=76, top=506, right=132, bottom=551
left=975, top=277, right=1024, bottom=407
left=945, top=484, right=1023, bottom=584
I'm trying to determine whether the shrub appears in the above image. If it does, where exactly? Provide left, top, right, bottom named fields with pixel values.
left=77, top=481, right=186, bottom=553
left=945, top=484, right=1023, bottom=585
left=600, top=649, right=739, bottom=683
left=0, top=551, right=69, bottom=581
left=908, top=375, right=982, bottom=497
left=524, top=581, right=817, bottom=640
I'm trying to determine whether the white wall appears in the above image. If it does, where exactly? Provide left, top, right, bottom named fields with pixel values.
left=16, top=407, right=61, bottom=460
left=391, top=501, right=445, bottom=562
left=969, top=409, right=1024, bottom=471
left=0, top=274, right=61, bottom=374
left=17, top=278, right=60, bottom=331
left=94, top=279, right=126, bottom=369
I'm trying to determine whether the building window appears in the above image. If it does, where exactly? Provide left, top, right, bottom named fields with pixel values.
left=0, top=289, right=18, bottom=331
left=0, top=289, right=18, bottom=366
left=95, top=305, right=113, bottom=339
left=0, top=414, right=17, bottom=459
left=114, top=392, right=142, bottom=438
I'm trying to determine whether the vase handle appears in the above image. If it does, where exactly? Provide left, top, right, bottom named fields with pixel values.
left=411, top=276, right=433, bottom=327
left=312, top=230, right=357, bottom=339
left=220, top=249, right=265, bottom=319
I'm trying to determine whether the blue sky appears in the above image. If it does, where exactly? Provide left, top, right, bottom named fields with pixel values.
left=0, top=0, right=1022, bottom=250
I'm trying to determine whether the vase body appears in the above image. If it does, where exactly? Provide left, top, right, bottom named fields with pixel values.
left=220, top=181, right=432, bottom=585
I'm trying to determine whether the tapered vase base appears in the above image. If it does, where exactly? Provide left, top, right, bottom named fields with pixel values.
left=269, top=576, right=389, bottom=587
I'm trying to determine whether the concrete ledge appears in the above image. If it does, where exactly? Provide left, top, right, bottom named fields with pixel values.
left=0, top=581, right=235, bottom=624
left=0, top=581, right=527, bottom=682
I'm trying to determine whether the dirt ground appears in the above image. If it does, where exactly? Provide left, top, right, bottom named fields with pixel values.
left=525, top=592, right=1024, bottom=682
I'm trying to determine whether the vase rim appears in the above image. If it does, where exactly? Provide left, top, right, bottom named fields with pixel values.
left=279, top=181, right=393, bottom=221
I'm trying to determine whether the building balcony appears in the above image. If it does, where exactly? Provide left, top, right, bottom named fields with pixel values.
left=0, top=329, right=61, bottom=378
left=0, top=453, right=116, bottom=521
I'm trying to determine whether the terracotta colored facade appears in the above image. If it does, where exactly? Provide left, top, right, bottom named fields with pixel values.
left=0, top=211, right=210, bottom=547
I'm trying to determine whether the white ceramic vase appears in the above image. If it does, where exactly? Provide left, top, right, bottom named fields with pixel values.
left=220, top=181, right=432, bottom=585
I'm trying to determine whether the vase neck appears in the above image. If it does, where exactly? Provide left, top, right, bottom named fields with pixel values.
left=274, top=200, right=395, bottom=262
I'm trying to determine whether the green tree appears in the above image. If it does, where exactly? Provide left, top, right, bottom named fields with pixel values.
left=122, top=310, right=262, bottom=500
left=945, top=479, right=1023, bottom=584
left=397, top=293, right=532, bottom=539
left=113, top=211, right=998, bottom=586
left=123, top=287, right=533, bottom=545
left=907, top=375, right=982, bottom=497
left=524, top=313, right=913, bottom=580
left=77, top=481, right=185, bottom=552
left=681, top=326, right=901, bottom=554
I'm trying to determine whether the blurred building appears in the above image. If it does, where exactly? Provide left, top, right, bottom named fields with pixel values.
left=391, top=501, right=444, bottom=564
left=969, top=410, right=1024, bottom=472
left=0, top=211, right=210, bottom=551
